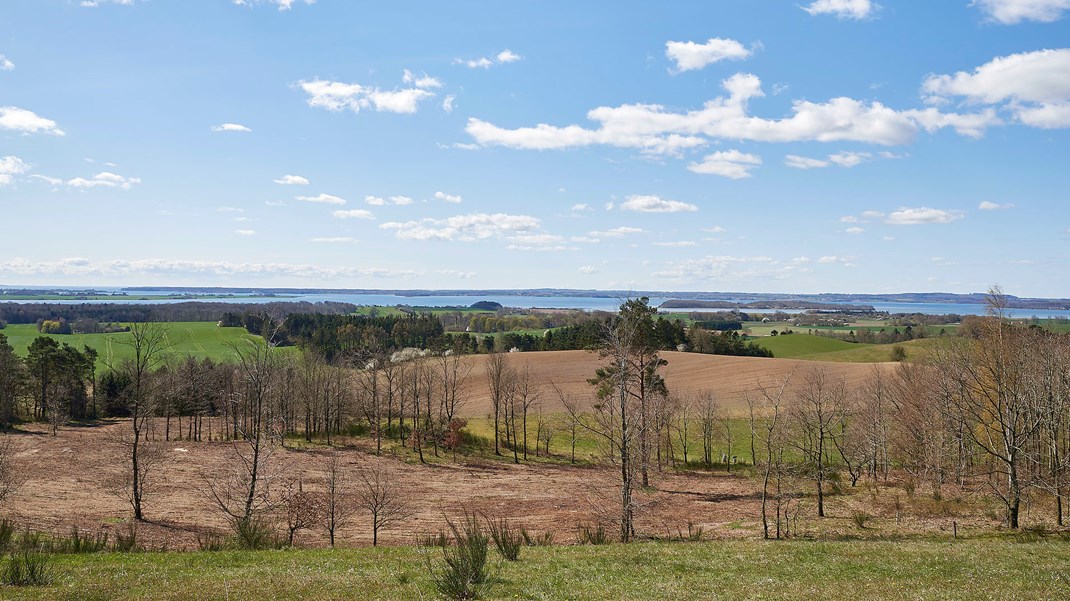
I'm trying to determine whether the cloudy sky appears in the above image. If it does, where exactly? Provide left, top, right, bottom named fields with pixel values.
left=1, top=0, right=1069, bottom=295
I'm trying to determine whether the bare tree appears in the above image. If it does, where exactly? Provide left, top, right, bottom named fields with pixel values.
left=789, top=368, right=846, bottom=518
left=281, top=478, right=321, bottom=546
left=0, top=436, right=22, bottom=505
left=674, top=394, right=693, bottom=466
left=514, top=364, right=541, bottom=461
left=112, top=321, right=172, bottom=521
left=757, top=372, right=793, bottom=539
left=355, top=457, right=412, bottom=546
left=322, top=451, right=355, bottom=547
left=484, top=352, right=512, bottom=456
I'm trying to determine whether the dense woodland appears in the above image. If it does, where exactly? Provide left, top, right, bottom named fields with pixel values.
left=0, top=301, right=357, bottom=325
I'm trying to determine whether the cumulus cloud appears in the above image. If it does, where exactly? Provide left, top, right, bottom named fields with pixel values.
left=67, top=171, right=141, bottom=190
left=0, top=156, right=30, bottom=186
left=588, top=226, right=644, bottom=238
left=212, top=123, right=251, bottom=132
left=442, top=95, right=456, bottom=113
left=455, top=49, right=522, bottom=69
left=923, top=49, right=1070, bottom=128
left=0, top=106, right=65, bottom=135
left=274, top=174, right=309, bottom=185
left=0, top=55, right=13, bottom=71
left=979, top=200, right=1015, bottom=210
left=332, top=209, right=375, bottom=220
left=310, top=236, right=356, bottom=243
left=688, top=150, right=762, bottom=178
left=232, top=0, right=315, bottom=11
left=465, top=73, right=995, bottom=163
left=234, top=229, right=256, bottom=236
left=653, top=241, right=697, bottom=247
left=972, top=0, right=1070, bottom=23
left=80, top=0, right=137, bottom=6
left=434, top=191, right=463, bottom=203
left=665, top=38, right=752, bottom=73
left=620, top=194, right=698, bottom=213
left=785, top=155, right=830, bottom=169
left=296, top=193, right=346, bottom=205
left=651, top=255, right=782, bottom=280
left=401, top=69, right=443, bottom=89
left=802, top=0, right=878, bottom=19
left=844, top=226, right=865, bottom=234
left=297, top=76, right=435, bottom=114
left=578, top=265, right=599, bottom=274
left=381, top=212, right=540, bottom=241
left=365, top=195, right=412, bottom=206
left=0, top=257, right=417, bottom=280
left=885, top=207, right=965, bottom=225
left=787, top=150, right=884, bottom=169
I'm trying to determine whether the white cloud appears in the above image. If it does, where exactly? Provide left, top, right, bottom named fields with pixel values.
left=653, top=241, right=697, bottom=247
left=978, top=200, right=1015, bottom=210
left=442, top=95, right=456, bottom=113
left=703, top=226, right=727, bottom=234
left=0, top=106, right=65, bottom=135
left=785, top=155, right=831, bottom=169
left=578, top=265, right=599, bottom=274
left=232, top=0, right=315, bottom=11
left=381, top=212, right=540, bottom=242
left=845, top=226, right=865, bottom=234
left=297, top=77, right=435, bottom=114
left=29, top=174, right=63, bottom=186
left=217, top=206, right=244, bottom=214
left=80, top=0, right=137, bottom=6
left=273, top=174, right=309, bottom=185
left=885, top=207, right=965, bottom=225
left=972, top=0, right=1070, bottom=23
left=234, top=229, right=256, bottom=236
left=571, top=236, right=601, bottom=243
left=455, top=49, right=522, bottom=69
left=466, top=73, right=995, bottom=161
left=296, top=193, right=346, bottom=205
left=496, top=49, right=522, bottom=64
left=0, top=156, right=30, bottom=186
left=0, top=257, right=417, bottom=280
left=651, top=255, right=779, bottom=280
left=828, top=151, right=871, bottom=167
left=506, top=233, right=578, bottom=252
left=0, top=55, right=13, bottom=71
left=570, top=203, right=591, bottom=212
left=212, top=123, right=251, bottom=132
left=332, top=209, right=375, bottom=220
left=688, top=149, right=762, bottom=179
left=620, top=194, right=698, bottom=213
left=310, top=236, right=356, bottom=243
left=437, top=269, right=477, bottom=279
left=401, top=69, right=443, bottom=89
left=364, top=195, right=385, bottom=206
left=389, top=195, right=413, bottom=206
left=840, top=215, right=859, bottom=223
left=434, top=191, right=463, bottom=203
left=923, top=49, right=1070, bottom=128
left=67, top=171, right=141, bottom=190
left=665, top=38, right=752, bottom=73
left=588, top=226, right=645, bottom=238
left=366, top=195, right=412, bottom=206
left=802, top=0, right=878, bottom=19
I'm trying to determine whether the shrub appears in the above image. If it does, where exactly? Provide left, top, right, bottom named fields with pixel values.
left=112, top=523, right=142, bottom=553
left=0, top=519, right=15, bottom=553
left=2, top=550, right=53, bottom=586
left=852, top=511, right=872, bottom=529
left=577, top=524, right=609, bottom=545
left=427, top=513, right=491, bottom=600
left=53, top=527, right=108, bottom=554
left=487, top=518, right=522, bottom=561
left=196, top=532, right=227, bottom=552
left=520, top=527, right=554, bottom=547
left=418, top=531, right=450, bottom=548
left=234, top=518, right=278, bottom=550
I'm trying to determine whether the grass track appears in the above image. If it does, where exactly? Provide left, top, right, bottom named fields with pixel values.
left=6, top=538, right=1069, bottom=600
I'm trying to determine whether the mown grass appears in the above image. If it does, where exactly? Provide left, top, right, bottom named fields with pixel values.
left=4, top=538, right=1068, bottom=600
left=753, top=334, right=867, bottom=358
left=1, top=322, right=267, bottom=368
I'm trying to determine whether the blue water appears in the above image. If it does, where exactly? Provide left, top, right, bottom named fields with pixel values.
left=3, top=288, right=1070, bottom=318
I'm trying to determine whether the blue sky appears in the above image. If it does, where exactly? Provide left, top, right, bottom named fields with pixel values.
left=1, top=0, right=1069, bottom=296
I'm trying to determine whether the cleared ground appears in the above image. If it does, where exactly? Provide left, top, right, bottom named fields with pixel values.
left=453, top=350, right=888, bottom=416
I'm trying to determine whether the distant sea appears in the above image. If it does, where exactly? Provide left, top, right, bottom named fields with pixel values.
left=4, top=288, right=1070, bottom=318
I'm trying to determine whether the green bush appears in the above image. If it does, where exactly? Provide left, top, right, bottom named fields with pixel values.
left=53, top=526, right=109, bottom=554
left=487, top=518, right=523, bottom=561
left=577, top=523, right=609, bottom=545
left=2, top=549, right=53, bottom=586
left=427, top=513, right=491, bottom=600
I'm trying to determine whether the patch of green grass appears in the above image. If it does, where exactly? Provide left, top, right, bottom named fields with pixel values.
left=753, top=334, right=869, bottom=358
left=1, top=322, right=269, bottom=369
left=5, top=539, right=1069, bottom=600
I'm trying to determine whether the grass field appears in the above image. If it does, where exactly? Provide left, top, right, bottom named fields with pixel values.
left=752, top=334, right=947, bottom=363
left=5, top=538, right=1068, bottom=600
left=0, top=322, right=264, bottom=368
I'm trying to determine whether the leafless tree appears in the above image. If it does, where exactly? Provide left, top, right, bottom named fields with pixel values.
left=281, top=478, right=321, bottom=546
left=0, top=436, right=22, bottom=505
left=321, top=451, right=355, bottom=547
left=789, top=368, right=846, bottom=518
left=757, top=372, right=793, bottom=539
left=484, top=352, right=512, bottom=456
left=355, top=457, right=412, bottom=546
left=112, top=321, right=173, bottom=521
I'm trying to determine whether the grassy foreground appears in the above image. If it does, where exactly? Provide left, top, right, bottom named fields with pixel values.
left=5, top=538, right=1069, bottom=600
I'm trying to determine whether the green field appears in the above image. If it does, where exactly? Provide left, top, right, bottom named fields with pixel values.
left=4, top=538, right=1068, bottom=600
left=753, top=334, right=868, bottom=358
left=752, top=334, right=948, bottom=363
left=0, top=322, right=264, bottom=368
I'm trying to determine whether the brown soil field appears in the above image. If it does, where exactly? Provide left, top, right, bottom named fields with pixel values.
left=453, top=350, right=888, bottom=417
left=6, top=417, right=1001, bottom=552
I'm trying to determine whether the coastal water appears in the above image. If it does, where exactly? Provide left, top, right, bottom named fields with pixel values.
left=4, top=287, right=1070, bottom=318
